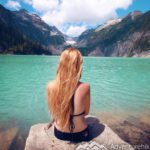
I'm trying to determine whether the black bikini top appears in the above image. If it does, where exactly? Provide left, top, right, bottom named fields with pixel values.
left=69, top=94, right=85, bottom=132
left=71, top=111, right=85, bottom=117
left=71, top=94, right=85, bottom=117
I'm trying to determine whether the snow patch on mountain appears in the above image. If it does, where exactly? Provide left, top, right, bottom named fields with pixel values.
left=65, top=37, right=76, bottom=45
left=95, top=18, right=122, bottom=32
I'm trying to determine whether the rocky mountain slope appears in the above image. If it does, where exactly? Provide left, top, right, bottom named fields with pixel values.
left=76, top=10, right=150, bottom=57
left=0, top=3, right=150, bottom=57
left=0, top=20, right=51, bottom=55
left=0, top=4, right=66, bottom=55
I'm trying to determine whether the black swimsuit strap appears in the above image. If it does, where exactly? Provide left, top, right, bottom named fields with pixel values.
left=70, top=94, right=85, bottom=133
left=72, top=94, right=74, bottom=114
left=71, top=94, right=85, bottom=117
left=70, top=94, right=75, bottom=133
left=71, top=111, right=85, bottom=117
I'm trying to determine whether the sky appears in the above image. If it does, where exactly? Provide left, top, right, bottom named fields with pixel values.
left=0, top=0, right=150, bottom=37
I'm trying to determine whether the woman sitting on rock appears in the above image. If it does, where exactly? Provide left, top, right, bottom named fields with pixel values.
left=46, top=48, right=91, bottom=142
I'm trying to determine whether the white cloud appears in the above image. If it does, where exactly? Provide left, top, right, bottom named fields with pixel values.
left=32, top=0, right=59, bottom=12
left=6, top=0, right=21, bottom=10
left=23, top=0, right=133, bottom=36
left=23, top=0, right=32, bottom=5
left=66, top=25, right=87, bottom=37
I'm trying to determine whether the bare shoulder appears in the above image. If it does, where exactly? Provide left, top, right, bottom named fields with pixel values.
left=79, top=82, right=90, bottom=89
left=78, top=82, right=90, bottom=93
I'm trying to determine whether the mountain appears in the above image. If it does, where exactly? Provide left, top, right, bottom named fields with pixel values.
left=0, top=20, right=51, bottom=55
left=1, top=4, right=150, bottom=57
left=76, top=10, right=150, bottom=57
left=0, top=4, right=66, bottom=55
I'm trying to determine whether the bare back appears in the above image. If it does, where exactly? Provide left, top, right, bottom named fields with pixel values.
left=47, top=81, right=90, bottom=133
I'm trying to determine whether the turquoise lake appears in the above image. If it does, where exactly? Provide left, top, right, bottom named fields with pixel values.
left=0, top=55, right=150, bottom=133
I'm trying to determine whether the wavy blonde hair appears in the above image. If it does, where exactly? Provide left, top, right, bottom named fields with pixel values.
left=47, top=48, right=83, bottom=130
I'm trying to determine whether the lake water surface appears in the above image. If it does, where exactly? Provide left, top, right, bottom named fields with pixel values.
left=0, top=55, right=150, bottom=149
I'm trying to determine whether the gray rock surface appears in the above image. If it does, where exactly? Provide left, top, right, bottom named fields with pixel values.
left=25, top=116, right=134, bottom=150
left=132, top=50, right=150, bottom=58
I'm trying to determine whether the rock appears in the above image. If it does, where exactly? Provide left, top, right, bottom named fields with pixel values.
left=88, top=47, right=104, bottom=56
left=24, top=116, right=134, bottom=150
left=132, top=50, right=150, bottom=58
left=0, top=127, right=18, bottom=150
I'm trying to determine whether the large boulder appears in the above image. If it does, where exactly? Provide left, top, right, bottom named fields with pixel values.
left=25, top=116, right=134, bottom=150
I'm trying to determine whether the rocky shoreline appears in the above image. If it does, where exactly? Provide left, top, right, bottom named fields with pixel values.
left=132, top=50, right=150, bottom=58
left=0, top=114, right=150, bottom=150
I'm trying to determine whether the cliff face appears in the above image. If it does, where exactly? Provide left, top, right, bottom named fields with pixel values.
left=88, top=31, right=149, bottom=57
left=76, top=10, right=150, bottom=57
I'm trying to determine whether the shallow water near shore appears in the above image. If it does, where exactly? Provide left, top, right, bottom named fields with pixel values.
left=0, top=55, right=150, bottom=149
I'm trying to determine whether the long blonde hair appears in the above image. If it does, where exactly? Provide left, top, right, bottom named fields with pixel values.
left=47, top=48, right=83, bottom=129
